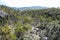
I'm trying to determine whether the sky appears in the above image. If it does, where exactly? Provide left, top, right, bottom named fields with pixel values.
left=0, top=0, right=60, bottom=7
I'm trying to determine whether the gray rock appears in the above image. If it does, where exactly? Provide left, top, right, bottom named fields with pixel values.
left=40, top=37, right=48, bottom=40
left=0, top=10, right=8, bottom=17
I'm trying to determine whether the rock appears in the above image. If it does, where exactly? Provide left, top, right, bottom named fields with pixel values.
left=0, top=10, right=9, bottom=26
left=40, top=37, right=48, bottom=40
left=0, top=10, right=8, bottom=18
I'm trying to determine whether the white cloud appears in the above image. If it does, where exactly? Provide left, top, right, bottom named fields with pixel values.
left=0, top=0, right=60, bottom=7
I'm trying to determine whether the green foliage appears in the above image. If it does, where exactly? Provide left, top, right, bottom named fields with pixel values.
left=15, top=22, right=32, bottom=32
left=8, top=34, right=16, bottom=40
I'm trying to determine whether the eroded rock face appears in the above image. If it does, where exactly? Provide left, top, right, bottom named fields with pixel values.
left=24, top=27, right=40, bottom=40
left=0, top=10, right=17, bottom=25
left=0, top=10, right=9, bottom=26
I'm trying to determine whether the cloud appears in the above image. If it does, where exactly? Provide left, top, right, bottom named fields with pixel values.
left=0, top=0, right=60, bottom=7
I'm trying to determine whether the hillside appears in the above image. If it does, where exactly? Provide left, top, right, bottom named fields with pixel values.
left=0, top=5, right=60, bottom=40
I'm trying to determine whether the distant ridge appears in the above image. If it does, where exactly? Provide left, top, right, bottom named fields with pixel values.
left=12, top=6, right=47, bottom=10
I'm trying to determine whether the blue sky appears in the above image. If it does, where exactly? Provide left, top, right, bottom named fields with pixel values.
left=0, top=0, right=60, bottom=7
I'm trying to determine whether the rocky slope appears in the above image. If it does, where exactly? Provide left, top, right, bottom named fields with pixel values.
left=0, top=5, right=60, bottom=40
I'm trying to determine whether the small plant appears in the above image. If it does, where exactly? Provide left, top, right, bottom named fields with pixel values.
left=8, top=34, right=16, bottom=40
left=1, top=25, right=11, bottom=35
